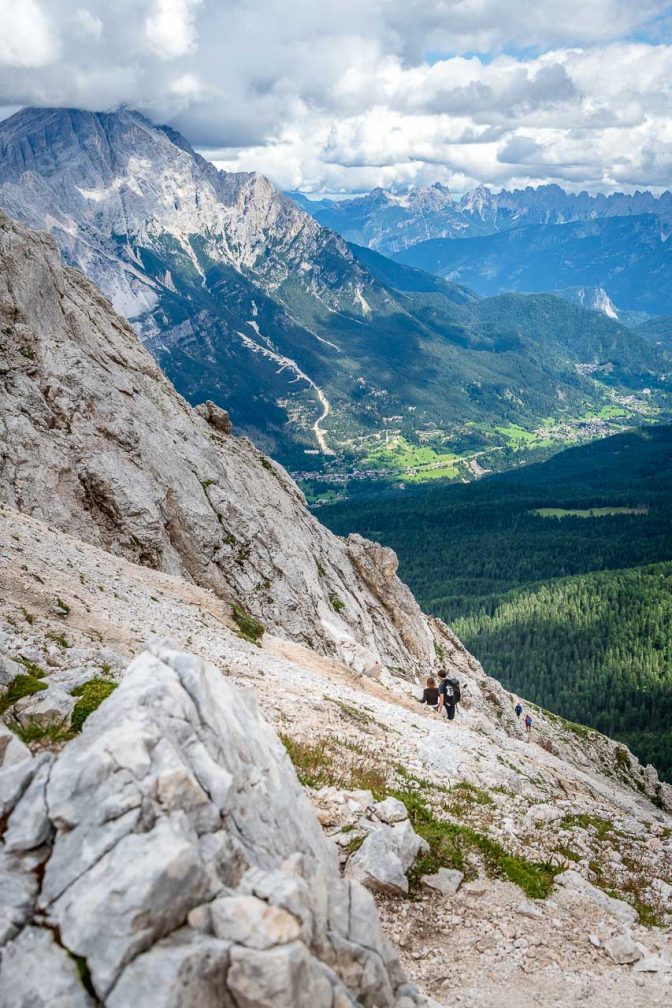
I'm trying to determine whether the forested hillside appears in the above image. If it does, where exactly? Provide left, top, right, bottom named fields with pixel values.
left=319, top=426, right=672, bottom=780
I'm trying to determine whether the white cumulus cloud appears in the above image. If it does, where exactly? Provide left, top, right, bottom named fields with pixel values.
left=0, top=1, right=671, bottom=193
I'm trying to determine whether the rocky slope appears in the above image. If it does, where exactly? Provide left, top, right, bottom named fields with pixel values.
left=1, top=207, right=671, bottom=1005
left=0, top=210, right=435, bottom=677
left=0, top=505, right=670, bottom=1006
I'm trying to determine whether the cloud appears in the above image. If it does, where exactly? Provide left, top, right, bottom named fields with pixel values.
left=0, top=2, right=671, bottom=193
left=0, top=0, right=58, bottom=68
left=145, top=0, right=202, bottom=60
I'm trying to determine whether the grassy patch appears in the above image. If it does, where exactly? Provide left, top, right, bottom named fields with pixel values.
left=9, top=717, right=75, bottom=747
left=532, top=506, right=647, bottom=519
left=46, top=631, right=69, bottom=649
left=329, top=593, right=345, bottom=614
left=70, top=678, right=117, bottom=733
left=554, top=843, right=581, bottom=863
left=561, top=814, right=614, bottom=841
left=16, top=656, right=46, bottom=678
left=20, top=607, right=34, bottom=626
left=0, top=673, right=47, bottom=715
left=394, top=785, right=557, bottom=899
left=344, top=834, right=365, bottom=856
left=394, top=764, right=452, bottom=795
left=54, top=596, right=70, bottom=616
left=281, top=736, right=557, bottom=900
left=279, top=734, right=387, bottom=796
left=451, top=781, right=494, bottom=805
left=332, top=699, right=375, bottom=725
left=364, top=436, right=460, bottom=483
left=231, top=604, right=265, bottom=645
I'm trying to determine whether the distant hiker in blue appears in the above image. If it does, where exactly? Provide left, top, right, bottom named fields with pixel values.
left=515, top=702, right=523, bottom=719
left=525, top=713, right=533, bottom=740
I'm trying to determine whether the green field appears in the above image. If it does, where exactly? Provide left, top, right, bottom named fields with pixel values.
left=533, top=506, right=648, bottom=519
left=364, top=436, right=461, bottom=481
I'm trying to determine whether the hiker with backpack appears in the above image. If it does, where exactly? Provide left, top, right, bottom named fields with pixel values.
left=437, top=670, right=460, bottom=721
left=515, top=702, right=523, bottom=719
left=524, top=713, right=533, bottom=740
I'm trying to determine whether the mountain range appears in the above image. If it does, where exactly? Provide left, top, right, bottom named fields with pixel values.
left=0, top=107, right=669, bottom=477
left=297, top=185, right=672, bottom=317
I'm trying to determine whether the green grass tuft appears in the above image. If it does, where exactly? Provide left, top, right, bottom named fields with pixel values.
left=0, top=673, right=47, bottom=715
left=329, top=593, right=345, bottom=613
left=394, top=786, right=558, bottom=899
left=231, top=604, right=265, bottom=645
left=46, top=631, right=69, bottom=649
left=70, top=678, right=117, bottom=733
left=9, top=717, right=75, bottom=747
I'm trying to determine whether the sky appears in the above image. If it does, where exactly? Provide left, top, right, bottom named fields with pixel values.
left=2, top=1, right=672, bottom=195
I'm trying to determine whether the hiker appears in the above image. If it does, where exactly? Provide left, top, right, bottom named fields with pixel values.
left=437, top=670, right=456, bottom=721
left=418, top=676, right=439, bottom=710
left=515, top=702, right=523, bottom=719
left=524, top=713, right=533, bottom=740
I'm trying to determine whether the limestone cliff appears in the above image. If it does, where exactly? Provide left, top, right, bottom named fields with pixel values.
left=0, top=211, right=434, bottom=677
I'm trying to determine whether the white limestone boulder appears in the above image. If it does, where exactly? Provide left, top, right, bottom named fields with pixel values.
left=0, top=642, right=429, bottom=1008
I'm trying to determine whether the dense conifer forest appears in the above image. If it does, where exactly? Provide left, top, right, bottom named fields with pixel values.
left=320, top=426, right=672, bottom=780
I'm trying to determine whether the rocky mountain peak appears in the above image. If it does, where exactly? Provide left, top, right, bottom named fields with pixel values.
left=0, top=106, right=346, bottom=308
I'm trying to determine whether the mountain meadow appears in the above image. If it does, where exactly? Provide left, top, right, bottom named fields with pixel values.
left=319, top=425, right=672, bottom=781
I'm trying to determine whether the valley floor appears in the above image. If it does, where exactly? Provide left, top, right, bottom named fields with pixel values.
left=1, top=503, right=670, bottom=1006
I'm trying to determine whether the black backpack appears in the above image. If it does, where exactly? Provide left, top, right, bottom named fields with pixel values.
left=448, top=677, right=461, bottom=703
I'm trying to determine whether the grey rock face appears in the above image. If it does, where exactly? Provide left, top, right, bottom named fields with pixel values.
left=0, top=642, right=429, bottom=1007
left=0, top=926, right=95, bottom=1007
left=0, top=211, right=439, bottom=681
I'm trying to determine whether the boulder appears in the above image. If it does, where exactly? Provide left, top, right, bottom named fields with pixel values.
left=421, top=868, right=464, bottom=896
left=554, top=870, right=637, bottom=922
left=0, top=642, right=427, bottom=1007
left=633, top=956, right=671, bottom=973
left=106, top=930, right=231, bottom=1007
left=345, top=820, right=428, bottom=896
left=195, top=400, right=233, bottom=435
left=14, top=685, right=75, bottom=727
left=209, top=894, right=301, bottom=949
left=527, top=803, right=564, bottom=824
left=375, top=796, right=409, bottom=824
left=516, top=900, right=543, bottom=919
left=604, top=933, right=642, bottom=965
left=0, top=651, right=23, bottom=688
left=0, top=723, right=30, bottom=768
